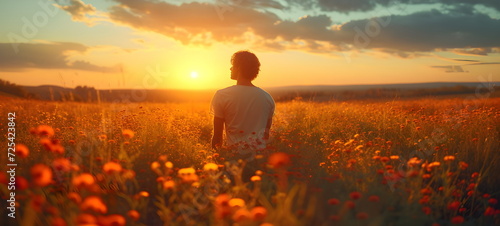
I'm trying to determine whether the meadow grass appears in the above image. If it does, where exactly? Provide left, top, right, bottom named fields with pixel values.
left=0, top=96, right=498, bottom=225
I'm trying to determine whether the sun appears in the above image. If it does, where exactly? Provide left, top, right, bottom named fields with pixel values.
left=190, top=71, right=199, bottom=79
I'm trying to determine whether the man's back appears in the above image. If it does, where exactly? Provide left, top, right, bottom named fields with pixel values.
left=211, top=85, right=275, bottom=149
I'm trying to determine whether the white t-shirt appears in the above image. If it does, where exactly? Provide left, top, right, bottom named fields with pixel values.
left=210, top=85, right=275, bottom=150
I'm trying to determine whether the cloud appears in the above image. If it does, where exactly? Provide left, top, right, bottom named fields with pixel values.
left=105, top=0, right=500, bottom=55
left=55, top=0, right=107, bottom=25
left=431, top=65, right=467, bottom=73
left=0, top=42, right=118, bottom=72
left=312, top=0, right=500, bottom=13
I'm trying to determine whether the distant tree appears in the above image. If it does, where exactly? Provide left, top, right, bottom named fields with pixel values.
left=0, top=79, right=37, bottom=99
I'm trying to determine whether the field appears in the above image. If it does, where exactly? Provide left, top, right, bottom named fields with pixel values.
left=1, top=95, right=499, bottom=226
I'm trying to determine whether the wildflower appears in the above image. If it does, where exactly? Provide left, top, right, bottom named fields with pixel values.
left=421, top=188, right=433, bottom=195
left=97, top=214, right=126, bottom=226
left=380, top=157, right=390, bottom=163
left=68, top=192, right=81, bottom=204
left=122, top=169, right=136, bottom=179
left=51, top=217, right=66, bottom=226
left=139, top=191, right=149, bottom=197
left=422, top=206, right=432, bottom=215
left=356, top=212, right=368, bottom=220
left=165, top=161, right=173, bottom=169
left=345, top=200, right=355, bottom=209
left=15, top=176, right=28, bottom=190
left=419, top=195, right=431, bottom=204
left=229, top=198, right=246, bottom=209
left=53, top=158, right=71, bottom=172
left=215, top=194, right=231, bottom=207
left=31, top=164, right=52, bottom=187
left=484, top=207, right=495, bottom=216
left=328, top=198, right=340, bottom=205
left=122, top=129, right=134, bottom=139
left=72, top=173, right=95, bottom=188
left=162, top=180, right=175, bottom=190
left=36, top=125, right=55, bottom=137
left=448, top=201, right=460, bottom=210
left=128, top=210, right=140, bottom=221
left=450, top=216, right=464, bottom=224
left=368, top=195, right=380, bottom=202
left=329, top=215, right=341, bottom=221
left=444, top=156, right=455, bottom=162
left=31, top=194, right=45, bottom=212
left=80, top=196, right=107, bottom=214
left=150, top=161, right=160, bottom=171
left=255, top=170, right=263, bottom=175
left=268, top=152, right=291, bottom=169
left=251, top=176, right=262, bottom=182
left=489, top=198, right=498, bottom=205
left=232, top=208, right=251, bottom=223
left=250, top=206, right=267, bottom=221
left=350, top=191, right=362, bottom=200
left=390, top=155, right=399, bottom=160
left=16, top=144, right=29, bottom=158
left=103, top=162, right=122, bottom=174
left=203, top=163, right=218, bottom=172
left=178, top=168, right=198, bottom=183
left=76, top=214, right=97, bottom=225
left=427, top=162, right=441, bottom=171
left=471, top=172, right=479, bottom=178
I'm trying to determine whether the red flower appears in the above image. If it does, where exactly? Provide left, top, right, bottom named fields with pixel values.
left=447, top=201, right=460, bottom=211
left=450, top=216, right=464, bottom=224
left=350, top=191, right=362, bottom=200
left=268, top=152, right=291, bottom=169
left=422, top=206, right=432, bottom=215
left=368, top=195, right=380, bottom=202
left=328, top=198, right=340, bottom=205
left=356, top=212, right=368, bottom=219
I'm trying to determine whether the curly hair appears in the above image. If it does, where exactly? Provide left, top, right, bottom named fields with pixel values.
left=231, top=50, right=261, bottom=80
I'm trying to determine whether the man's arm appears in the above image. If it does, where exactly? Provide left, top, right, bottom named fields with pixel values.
left=212, top=116, right=224, bottom=149
left=264, top=117, right=272, bottom=140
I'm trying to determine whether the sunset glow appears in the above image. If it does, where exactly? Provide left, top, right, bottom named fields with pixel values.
left=0, top=0, right=498, bottom=89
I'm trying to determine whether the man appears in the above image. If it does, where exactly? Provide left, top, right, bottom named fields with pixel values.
left=210, top=50, right=275, bottom=161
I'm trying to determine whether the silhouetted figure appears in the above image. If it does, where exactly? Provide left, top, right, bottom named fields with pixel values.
left=210, top=51, right=275, bottom=178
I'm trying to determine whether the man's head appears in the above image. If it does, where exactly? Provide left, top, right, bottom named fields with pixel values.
left=230, top=50, right=260, bottom=81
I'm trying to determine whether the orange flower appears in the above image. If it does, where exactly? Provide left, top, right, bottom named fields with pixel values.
left=139, top=191, right=149, bottom=197
left=203, top=163, right=218, bottom=172
left=103, top=162, right=122, bottom=174
left=444, top=156, right=456, bottom=162
left=16, top=144, right=29, bottom=158
left=80, top=196, right=107, bottom=214
left=53, top=158, right=71, bottom=172
left=128, top=210, right=140, bottom=221
left=215, top=194, right=231, bottom=207
left=229, top=198, right=246, bottom=209
left=163, top=180, right=175, bottom=190
left=380, top=157, right=390, bottom=163
left=72, top=173, right=95, bottom=188
left=232, top=208, right=251, bottom=223
left=459, top=162, right=468, bottom=170
left=97, top=214, right=126, bottom=226
left=250, top=206, right=267, bottom=221
left=250, top=176, right=261, bottom=182
left=31, top=164, right=52, bottom=187
left=51, top=217, right=66, bottom=226
left=76, top=213, right=97, bottom=225
left=14, top=176, right=28, bottom=190
left=122, top=129, right=134, bottom=139
left=36, top=125, right=55, bottom=137
left=68, top=192, right=82, bottom=204
left=178, top=168, right=198, bottom=183
left=31, top=194, right=46, bottom=212
left=268, top=152, right=291, bottom=169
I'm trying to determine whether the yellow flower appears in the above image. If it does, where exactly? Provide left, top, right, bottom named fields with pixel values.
left=203, top=163, right=218, bottom=172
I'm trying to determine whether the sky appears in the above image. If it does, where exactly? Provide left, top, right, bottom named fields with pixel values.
left=0, top=0, right=499, bottom=90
